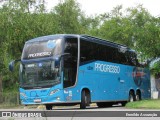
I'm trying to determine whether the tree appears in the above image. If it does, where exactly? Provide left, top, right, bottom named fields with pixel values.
left=97, top=5, right=160, bottom=60
left=98, top=5, right=134, bottom=47
left=1, top=0, right=160, bottom=91
left=0, top=0, right=58, bottom=90
left=52, top=0, right=85, bottom=34
left=127, top=5, right=160, bottom=58
left=0, top=0, right=91, bottom=90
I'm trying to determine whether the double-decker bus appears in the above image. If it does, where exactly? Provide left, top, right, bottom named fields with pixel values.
left=9, top=34, right=151, bottom=110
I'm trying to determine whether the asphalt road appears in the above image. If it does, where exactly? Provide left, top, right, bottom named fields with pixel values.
left=0, top=105, right=160, bottom=120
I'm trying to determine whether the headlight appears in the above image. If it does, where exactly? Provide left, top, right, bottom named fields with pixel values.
left=20, top=92, right=26, bottom=97
left=50, top=89, right=60, bottom=96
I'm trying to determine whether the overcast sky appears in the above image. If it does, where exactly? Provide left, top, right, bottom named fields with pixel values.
left=46, top=0, right=160, bottom=17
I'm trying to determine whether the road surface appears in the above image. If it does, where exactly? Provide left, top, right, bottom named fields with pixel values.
left=0, top=105, right=160, bottom=120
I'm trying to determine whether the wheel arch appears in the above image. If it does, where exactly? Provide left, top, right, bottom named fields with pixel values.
left=128, top=89, right=136, bottom=101
left=136, top=89, right=142, bottom=100
left=81, top=87, right=91, bottom=103
left=129, top=89, right=135, bottom=95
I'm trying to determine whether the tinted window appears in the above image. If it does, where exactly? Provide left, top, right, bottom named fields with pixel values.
left=80, top=39, right=117, bottom=64
left=80, top=39, right=138, bottom=66
left=125, top=51, right=138, bottom=66
left=22, top=39, right=62, bottom=60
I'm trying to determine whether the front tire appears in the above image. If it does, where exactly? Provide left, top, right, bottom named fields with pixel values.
left=80, top=90, right=88, bottom=109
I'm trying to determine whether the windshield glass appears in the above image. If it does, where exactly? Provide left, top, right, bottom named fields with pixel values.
left=22, top=39, right=62, bottom=60
left=19, top=60, right=60, bottom=89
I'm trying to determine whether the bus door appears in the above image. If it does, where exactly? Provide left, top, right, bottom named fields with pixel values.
left=63, top=37, right=78, bottom=102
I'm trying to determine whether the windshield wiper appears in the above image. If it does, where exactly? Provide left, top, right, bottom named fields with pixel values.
left=33, top=86, right=42, bottom=89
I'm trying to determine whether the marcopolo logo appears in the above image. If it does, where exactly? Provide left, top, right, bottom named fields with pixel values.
left=95, top=63, right=120, bottom=74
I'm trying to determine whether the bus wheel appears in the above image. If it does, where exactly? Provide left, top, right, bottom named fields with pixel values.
left=129, top=91, right=135, bottom=102
left=80, top=90, right=88, bottom=109
left=46, top=104, right=52, bottom=110
left=136, top=91, right=141, bottom=101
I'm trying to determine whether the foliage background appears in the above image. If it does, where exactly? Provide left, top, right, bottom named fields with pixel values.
left=0, top=0, right=160, bottom=92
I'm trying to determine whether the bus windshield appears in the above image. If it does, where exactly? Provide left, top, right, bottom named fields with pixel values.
left=22, top=39, right=62, bottom=60
left=19, top=60, right=60, bottom=89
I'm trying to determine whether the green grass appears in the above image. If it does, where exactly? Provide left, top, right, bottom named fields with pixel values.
left=126, top=99, right=160, bottom=109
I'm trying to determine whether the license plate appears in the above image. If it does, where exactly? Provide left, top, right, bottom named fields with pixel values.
left=34, top=99, right=41, bottom=103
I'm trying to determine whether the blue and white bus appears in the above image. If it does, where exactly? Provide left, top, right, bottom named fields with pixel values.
left=9, top=34, right=151, bottom=110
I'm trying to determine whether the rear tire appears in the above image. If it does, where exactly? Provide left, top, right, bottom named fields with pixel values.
left=136, top=92, right=141, bottom=101
left=129, top=91, right=136, bottom=102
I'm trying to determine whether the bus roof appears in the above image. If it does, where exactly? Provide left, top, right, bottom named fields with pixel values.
left=26, top=34, right=65, bottom=43
left=26, top=34, right=132, bottom=52
left=81, top=35, right=128, bottom=49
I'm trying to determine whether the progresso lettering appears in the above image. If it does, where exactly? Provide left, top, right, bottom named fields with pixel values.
left=95, top=63, right=120, bottom=74
left=28, top=52, right=51, bottom=58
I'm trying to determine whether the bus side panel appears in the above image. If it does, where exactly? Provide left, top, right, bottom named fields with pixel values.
left=78, top=61, right=129, bottom=102
left=78, top=61, right=151, bottom=102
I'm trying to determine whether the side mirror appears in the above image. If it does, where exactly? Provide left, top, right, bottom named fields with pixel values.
left=9, top=60, right=15, bottom=72
left=9, top=59, right=21, bottom=72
